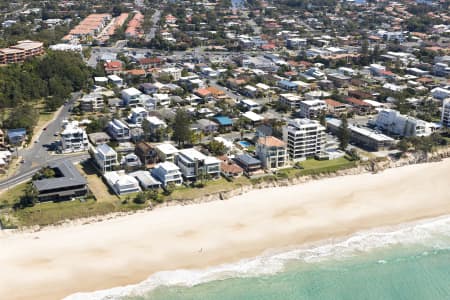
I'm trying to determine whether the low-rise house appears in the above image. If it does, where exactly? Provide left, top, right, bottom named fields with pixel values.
left=240, top=99, right=261, bottom=111
left=218, top=155, right=244, bottom=177
left=107, top=119, right=130, bottom=141
left=128, top=107, right=148, bottom=125
left=279, top=93, right=303, bottom=109
left=327, top=73, right=351, bottom=87
left=121, top=153, right=142, bottom=170
left=242, top=111, right=264, bottom=125
left=108, top=75, right=123, bottom=87
left=135, top=142, right=159, bottom=167
left=214, top=116, right=233, bottom=131
left=325, top=99, right=350, bottom=115
left=140, top=82, right=158, bottom=95
left=195, top=119, right=219, bottom=134
left=345, top=97, right=373, bottom=115
left=104, top=170, right=141, bottom=195
left=92, top=143, right=118, bottom=173
left=256, top=136, right=288, bottom=169
left=144, top=116, right=167, bottom=136
left=151, top=161, right=183, bottom=186
left=278, top=80, right=299, bottom=91
left=79, top=93, right=104, bottom=112
left=175, top=148, right=221, bottom=181
left=104, top=61, right=123, bottom=75
left=299, top=99, right=327, bottom=119
left=32, top=161, right=88, bottom=202
left=121, top=87, right=143, bottom=106
left=129, top=170, right=161, bottom=190
left=60, top=121, right=89, bottom=153
left=155, top=143, right=179, bottom=162
left=7, top=128, right=26, bottom=145
left=234, top=154, right=262, bottom=175
left=88, top=132, right=111, bottom=145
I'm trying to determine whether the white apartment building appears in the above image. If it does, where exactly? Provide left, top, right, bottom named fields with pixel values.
left=107, top=119, right=131, bottom=141
left=175, top=148, right=221, bottom=181
left=283, top=119, right=326, bottom=161
left=92, top=143, right=118, bottom=173
left=441, top=99, right=450, bottom=128
left=256, top=136, right=288, bottom=169
left=151, top=161, right=183, bottom=186
left=375, top=109, right=435, bottom=137
left=299, top=99, right=327, bottom=119
left=60, top=121, right=89, bottom=153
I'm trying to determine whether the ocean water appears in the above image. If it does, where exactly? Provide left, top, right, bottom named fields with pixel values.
left=66, top=216, right=450, bottom=300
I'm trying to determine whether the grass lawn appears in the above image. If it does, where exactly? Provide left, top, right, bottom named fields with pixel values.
left=77, top=160, right=119, bottom=203
left=168, top=176, right=251, bottom=201
left=277, top=157, right=356, bottom=179
left=0, top=182, right=28, bottom=208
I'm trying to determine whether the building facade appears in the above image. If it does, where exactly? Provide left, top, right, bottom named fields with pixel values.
left=151, top=161, right=183, bottom=186
left=283, top=119, right=326, bottom=161
left=375, top=109, right=434, bottom=137
left=92, top=144, right=118, bottom=173
left=442, top=99, right=450, bottom=128
left=60, top=121, right=89, bottom=153
left=175, top=148, right=221, bottom=181
left=256, top=136, right=288, bottom=169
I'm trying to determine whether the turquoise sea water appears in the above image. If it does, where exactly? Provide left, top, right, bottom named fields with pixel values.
left=66, top=216, right=450, bottom=300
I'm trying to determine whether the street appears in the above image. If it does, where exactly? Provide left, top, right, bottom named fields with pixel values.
left=0, top=92, right=88, bottom=189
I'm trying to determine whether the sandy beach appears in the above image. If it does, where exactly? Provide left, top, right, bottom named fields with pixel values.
left=1, top=159, right=449, bottom=300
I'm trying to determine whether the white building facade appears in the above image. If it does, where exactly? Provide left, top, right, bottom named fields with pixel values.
left=175, top=148, right=221, bottom=181
left=60, top=121, right=89, bottom=153
left=375, top=109, right=434, bottom=137
left=283, top=119, right=326, bottom=161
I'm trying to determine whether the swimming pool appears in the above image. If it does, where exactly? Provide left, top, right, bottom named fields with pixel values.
left=237, top=140, right=252, bottom=148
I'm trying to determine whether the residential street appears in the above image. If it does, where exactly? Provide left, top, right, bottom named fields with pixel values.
left=0, top=92, right=88, bottom=189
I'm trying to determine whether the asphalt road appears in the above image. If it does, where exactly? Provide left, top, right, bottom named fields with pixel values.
left=0, top=92, right=89, bottom=189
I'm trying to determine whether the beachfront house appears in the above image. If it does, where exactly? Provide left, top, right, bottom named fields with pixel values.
left=155, top=143, right=179, bottom=162
left=256, top=136, right=288, bottom=169
left=104, top=170, right=141, bottom=195
left=151, top=161, right=183, bottom=186
left=175, top=148, right=221, bottom=181
left=92, top=143, right=119, bottom=173
left=234, top=154, right=262, bottom=175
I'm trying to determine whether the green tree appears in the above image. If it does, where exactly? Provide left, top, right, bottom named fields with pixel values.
left=172, top=109, right=192, bottom=147
left=338, top=115, right=350, bottom=150
left=207, top=140, right=227, bottom=156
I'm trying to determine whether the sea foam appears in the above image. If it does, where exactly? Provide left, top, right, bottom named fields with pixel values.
left=64, top=215, right=450, bottom=300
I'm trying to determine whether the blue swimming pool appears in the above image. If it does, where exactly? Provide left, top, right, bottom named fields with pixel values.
left=237, top=140, right=252, bottom=148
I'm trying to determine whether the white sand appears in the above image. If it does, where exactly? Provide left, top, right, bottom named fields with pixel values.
left=1, top=159, right=449, bottom=300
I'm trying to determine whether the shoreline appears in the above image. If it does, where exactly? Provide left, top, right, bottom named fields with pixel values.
left=64, top=213, right=450, bottom=299
left=4, top=147, right=450, bottom=233
left=0, top=158, right=450, bottom=299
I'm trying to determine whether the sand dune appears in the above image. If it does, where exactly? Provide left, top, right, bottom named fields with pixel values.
left=0, top=159, right=449, bottom=300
